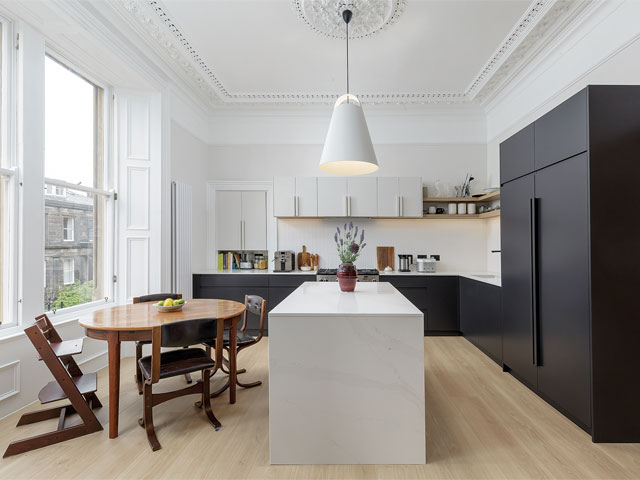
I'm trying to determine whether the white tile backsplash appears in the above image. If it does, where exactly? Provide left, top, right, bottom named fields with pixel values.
left=277, top=218, right=488, bottom=272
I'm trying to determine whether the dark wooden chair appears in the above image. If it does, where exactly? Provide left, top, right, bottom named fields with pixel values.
left=133, top=293, right=191, bottom=393
left=4, top=314, right=103, bottom=458
left=138, top=317, right=221, bottom=451
left=204, top=295, right=266, bottom=398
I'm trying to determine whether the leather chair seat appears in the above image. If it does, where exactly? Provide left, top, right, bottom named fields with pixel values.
left=138, top=348, right=215, bottom=381
left=204, top=330, right=255, bottom=348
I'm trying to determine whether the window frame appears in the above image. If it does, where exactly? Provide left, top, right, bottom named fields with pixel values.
left=63, top=257, right=74, bottom=285
left=42, top=50, right=116, bottom=321
left=0, top=15, right=18, bottom=331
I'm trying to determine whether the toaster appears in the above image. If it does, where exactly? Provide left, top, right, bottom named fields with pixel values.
left=273, top=251, right=295, bottom=272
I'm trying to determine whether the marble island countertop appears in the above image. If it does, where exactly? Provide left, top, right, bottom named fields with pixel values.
left=193, top=269, right=501, bottom=286
left=269, top=281, right=422, bottom=316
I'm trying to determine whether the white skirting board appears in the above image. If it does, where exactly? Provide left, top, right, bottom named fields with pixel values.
left=172, top=181, right=193, bottom=299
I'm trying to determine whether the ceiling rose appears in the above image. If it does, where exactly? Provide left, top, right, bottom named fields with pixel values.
left=292, top=0, right=406, bottom=39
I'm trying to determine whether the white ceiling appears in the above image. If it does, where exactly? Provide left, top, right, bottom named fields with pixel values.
left=160, top=0, right=529, bottom=95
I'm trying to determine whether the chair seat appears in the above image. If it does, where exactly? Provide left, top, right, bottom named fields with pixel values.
left=36, top=338, right=84, bottom=360
left=38, top=373, right=97, bottom=404
left=138, top=348, right=215, bottom=381
left=204, top=330, right=256, bottom=348
left=136, top=340, right=151, bottom=345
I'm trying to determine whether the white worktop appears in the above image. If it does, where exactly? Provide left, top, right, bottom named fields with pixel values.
left=269, top=281, right=422, bottom=316
left=193, top=269, right=501, bottom=286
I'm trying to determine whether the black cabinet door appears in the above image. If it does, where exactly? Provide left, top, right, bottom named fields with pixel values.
left=535, top=153, right=591, bottom=428
left=500, top=124, right=535, bottom=184
left=535, top=89, right=587, bottom=170
left=459, top=278, right=480, bottom=345
left=501, top=174, right=537, bottom=388
left=476, top=282, right=502, bottom=364
left=426, top=277, right=459, bottom=332
left=380, top=277, right=429, bottom=334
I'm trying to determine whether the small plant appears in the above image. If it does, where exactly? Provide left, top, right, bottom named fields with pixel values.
left=334, top=222, right=366, bottom=264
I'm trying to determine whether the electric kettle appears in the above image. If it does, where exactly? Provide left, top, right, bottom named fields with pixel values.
left=398, top=254, right=413, bottom=272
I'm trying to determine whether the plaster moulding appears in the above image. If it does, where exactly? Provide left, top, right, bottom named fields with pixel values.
left=292, top=0, right=406, bottom=39
left=114, top=0, right=594, bottom=108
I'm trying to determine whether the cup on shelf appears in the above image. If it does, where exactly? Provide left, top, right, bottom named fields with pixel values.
left=448, top=203, right=457, bottom=215
left=468, top=203, right=477, bottom=214
left=457, top=203, right=467, bottom=215
left=428, top=206, right=436, bottom=214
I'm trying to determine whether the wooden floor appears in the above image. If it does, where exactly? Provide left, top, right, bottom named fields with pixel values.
left=2, top=337, right=640, bottom=479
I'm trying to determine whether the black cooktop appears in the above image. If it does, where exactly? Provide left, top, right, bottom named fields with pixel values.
left=317, top=268, right=379, bottom=275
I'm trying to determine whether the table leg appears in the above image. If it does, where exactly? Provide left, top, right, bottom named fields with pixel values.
left=229, top=316, right=238, bottom=404
left=107, top=331, right=121, bottom=439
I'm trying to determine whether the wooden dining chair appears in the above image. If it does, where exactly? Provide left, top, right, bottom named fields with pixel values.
left=204, top=295, right=266, bottom=398
left=4, top=314, right=103, bottom=458
left=138, top=317, right=221, bottom=451
left=133, top=293, right=191, bottom=393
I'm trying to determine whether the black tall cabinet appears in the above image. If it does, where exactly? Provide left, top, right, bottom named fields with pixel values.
left=500, top=86, right=640, bottom=442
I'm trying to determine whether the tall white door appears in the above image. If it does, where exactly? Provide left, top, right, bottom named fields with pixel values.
left=295, top=177, right=318, bottom=217
left=348, top=177, right=377, bottom=217
left=241, top=191, right=267, bottom=250
left=377, top=177, right=399, bottom=217
left=399, top=177, right=423, bottom=217
left=317, top=177, right=348, bottom=217
left=273, top=177, right=295, bottom=217
left=216, top=191, right=242, bottom=250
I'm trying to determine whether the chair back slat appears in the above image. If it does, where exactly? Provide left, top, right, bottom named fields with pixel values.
left=133, top=293, right=182, bottom=304
left=34, top=314, right=62, bottom=343
left=160, top=318, right=218, bottom=348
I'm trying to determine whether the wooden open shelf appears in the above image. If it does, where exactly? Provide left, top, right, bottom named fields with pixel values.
left=423, top=189, right=500, bottom=203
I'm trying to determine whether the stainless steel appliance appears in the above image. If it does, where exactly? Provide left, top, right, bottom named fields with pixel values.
left=398, top=254, right=413, bottom=272
left=317, top=269, right=379, bottom=282
left=239, top=252, right=253, bottom=270
left=273, top=251, right=295, bottom=272
left=416, top=255, right=436, bottom=273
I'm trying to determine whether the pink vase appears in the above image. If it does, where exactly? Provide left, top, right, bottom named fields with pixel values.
left=337, top=263, right=357, bottom=292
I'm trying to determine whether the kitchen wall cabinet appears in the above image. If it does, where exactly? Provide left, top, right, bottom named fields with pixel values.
left=317, top=177, right=348, bottom=217
left=216, top=190, right=267, bottom=251
left=273, top=177, right=317, bottom=217
left=273, top=176, right=422, bottom=218
left=500, top=123, right=534, bottom=184
left=347, top=177, right=377, bottom=217
left=376, top=177, right=423, bottom=217
left=499, top=86, right=640, bottom=442
left=459, top=277, right=502, bottom=364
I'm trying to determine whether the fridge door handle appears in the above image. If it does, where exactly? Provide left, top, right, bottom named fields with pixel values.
left=530, top=197, right=540, bottom=366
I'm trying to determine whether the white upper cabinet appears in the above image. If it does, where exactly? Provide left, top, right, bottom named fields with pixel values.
left=273, top=177, right=295, bottom=217
left=398, top=177, right=423, bottom=217
left=216, top=190, right=242, bottom=250
left=273, top=176, right=422, bottom=218
left=295, top=177, right=318, bottom=217
left=241, top=191, right=267, bottom=250
left=347, top=177, right=378, bottom=217
left=216, top=190, right=267, bottom=250
left=317, top=177, right=348, bottom=217
left=273, top=177, right=317, bottom=217
left=377, top=177, right=400, bottom=217
left=377, top=177, right=423, bottom=217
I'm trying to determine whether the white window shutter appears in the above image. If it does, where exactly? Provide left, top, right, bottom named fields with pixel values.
left=115, top=90, right=162, bottom=302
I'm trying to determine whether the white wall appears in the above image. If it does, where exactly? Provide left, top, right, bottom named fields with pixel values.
left=207, top=143, right=493, bottom=272
left=171, top=121, right=210, bottom=272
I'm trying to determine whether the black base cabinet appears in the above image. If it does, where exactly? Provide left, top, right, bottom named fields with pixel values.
left=500, top=85, right=640, bottom=442
left=193, top=274, right=312, bottom=335
left=459, top=277, right=502, bottom=364
left=380, top=276, right=459, bottom=335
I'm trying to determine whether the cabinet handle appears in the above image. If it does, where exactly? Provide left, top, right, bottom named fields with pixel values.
left=348, top=196, right=352, bottom=216
left=530, top=197, right=540, bottom=366
left=295, top=196, right=299, bottom=216
left=396, top=195, right=400, bottom=216
left=345, top=195, right=349, bottom=216
left=400, top=196, right=404, bottom=216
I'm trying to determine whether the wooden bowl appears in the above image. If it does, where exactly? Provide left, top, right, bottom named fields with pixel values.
left=154, top=303, right=186, bottom=312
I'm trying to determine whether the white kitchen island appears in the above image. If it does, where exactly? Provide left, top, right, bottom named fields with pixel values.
left=268, top=282, right=426, bottom=464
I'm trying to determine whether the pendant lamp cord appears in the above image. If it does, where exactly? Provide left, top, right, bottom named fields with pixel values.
left=346, top=20, right=349, bottom=100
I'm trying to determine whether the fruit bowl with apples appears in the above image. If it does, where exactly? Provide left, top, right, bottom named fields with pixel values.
left=154, top=297, right=186, bottom=312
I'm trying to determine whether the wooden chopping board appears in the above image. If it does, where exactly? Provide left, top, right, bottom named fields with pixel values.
left=377, top=246, right=395, bottom=271
left=297, top=245, right=311, bottom=269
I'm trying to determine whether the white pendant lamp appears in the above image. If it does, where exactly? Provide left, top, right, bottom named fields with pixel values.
left=319, top=9, right=378, bottom=175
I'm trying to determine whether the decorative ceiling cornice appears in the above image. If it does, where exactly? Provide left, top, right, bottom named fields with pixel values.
left=113, top=0, right=593, bottom=107
left=292, top=0, right=406, bottom=39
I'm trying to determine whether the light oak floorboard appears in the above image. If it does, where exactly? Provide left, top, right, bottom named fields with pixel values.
left=1, top=337, right=640, bottom=479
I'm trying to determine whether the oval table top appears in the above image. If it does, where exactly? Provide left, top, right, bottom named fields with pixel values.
left=78, top=298, right=245, bottom=331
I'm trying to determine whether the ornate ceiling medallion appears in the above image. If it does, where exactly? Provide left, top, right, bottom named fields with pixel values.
left=292, top=0, right=406, bottom=39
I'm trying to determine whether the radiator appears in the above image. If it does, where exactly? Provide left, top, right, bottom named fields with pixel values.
left=171, top=181, right=193, bottom=299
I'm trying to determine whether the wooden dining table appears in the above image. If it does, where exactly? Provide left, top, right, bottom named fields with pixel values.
left=79, top=298, right=246, bottom=439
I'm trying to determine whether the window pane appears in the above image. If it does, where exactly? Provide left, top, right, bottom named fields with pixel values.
left=0, top=177, right=5, bottom=325
left=44, top=57, right=95, bottom=188
left=44, top=185, right=105, bottom=311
